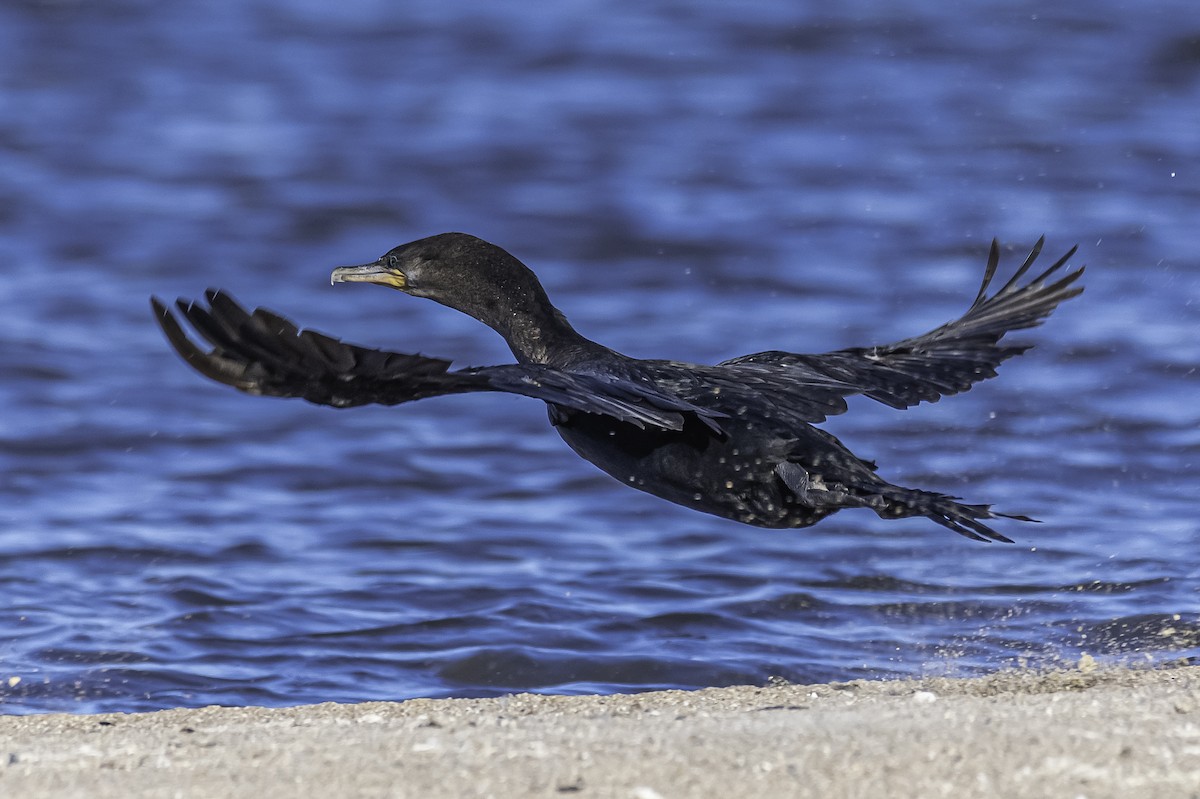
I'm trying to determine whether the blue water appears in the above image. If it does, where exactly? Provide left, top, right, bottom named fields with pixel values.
left=1, top=1, right=1198, bottom=715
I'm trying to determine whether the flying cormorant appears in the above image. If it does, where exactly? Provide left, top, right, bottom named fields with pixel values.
left=151, top=233, right=1082, bottom=542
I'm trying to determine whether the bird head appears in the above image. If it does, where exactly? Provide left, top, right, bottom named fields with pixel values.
left=331, top=232, right=554, bottom=333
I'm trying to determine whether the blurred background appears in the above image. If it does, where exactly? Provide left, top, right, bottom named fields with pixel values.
left=1, top=0, right=1197, bottom=714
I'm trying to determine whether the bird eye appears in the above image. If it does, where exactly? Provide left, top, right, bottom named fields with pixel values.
left=387, top=255, right=398, bottom=267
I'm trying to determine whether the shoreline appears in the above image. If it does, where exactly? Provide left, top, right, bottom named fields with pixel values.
left=2, top=665, right=1199, bottom=797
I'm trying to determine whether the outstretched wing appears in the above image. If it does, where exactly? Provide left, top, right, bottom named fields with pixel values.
left=720, top=237, right=1083, bottom=411
left=152, top=291, right=725, bottom=433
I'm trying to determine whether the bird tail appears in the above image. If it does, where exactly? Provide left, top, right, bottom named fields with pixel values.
left=872, top=485, right=1034, bottom=543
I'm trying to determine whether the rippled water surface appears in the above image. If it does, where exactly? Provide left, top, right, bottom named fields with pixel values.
left=2, top=1, right=1199, bottom=714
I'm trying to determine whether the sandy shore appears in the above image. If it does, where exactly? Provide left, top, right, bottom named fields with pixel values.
left=2, top=665, right=1199, bottom=798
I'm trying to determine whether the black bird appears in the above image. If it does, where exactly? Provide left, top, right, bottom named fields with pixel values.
left=151, top=233, right=1083, bottom=542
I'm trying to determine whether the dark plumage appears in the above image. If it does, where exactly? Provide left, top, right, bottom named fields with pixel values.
left=152, top=233, right=1083, bottom=542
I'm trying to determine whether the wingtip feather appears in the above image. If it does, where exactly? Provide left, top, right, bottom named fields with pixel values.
left=973, top=239, right=1002, bottom=306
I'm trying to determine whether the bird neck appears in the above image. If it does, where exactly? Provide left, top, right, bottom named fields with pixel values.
left=493, top=303, right=615, bottom=368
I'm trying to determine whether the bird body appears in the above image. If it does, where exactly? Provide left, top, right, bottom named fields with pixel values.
left=153, top=233, right=1083, bottom=542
